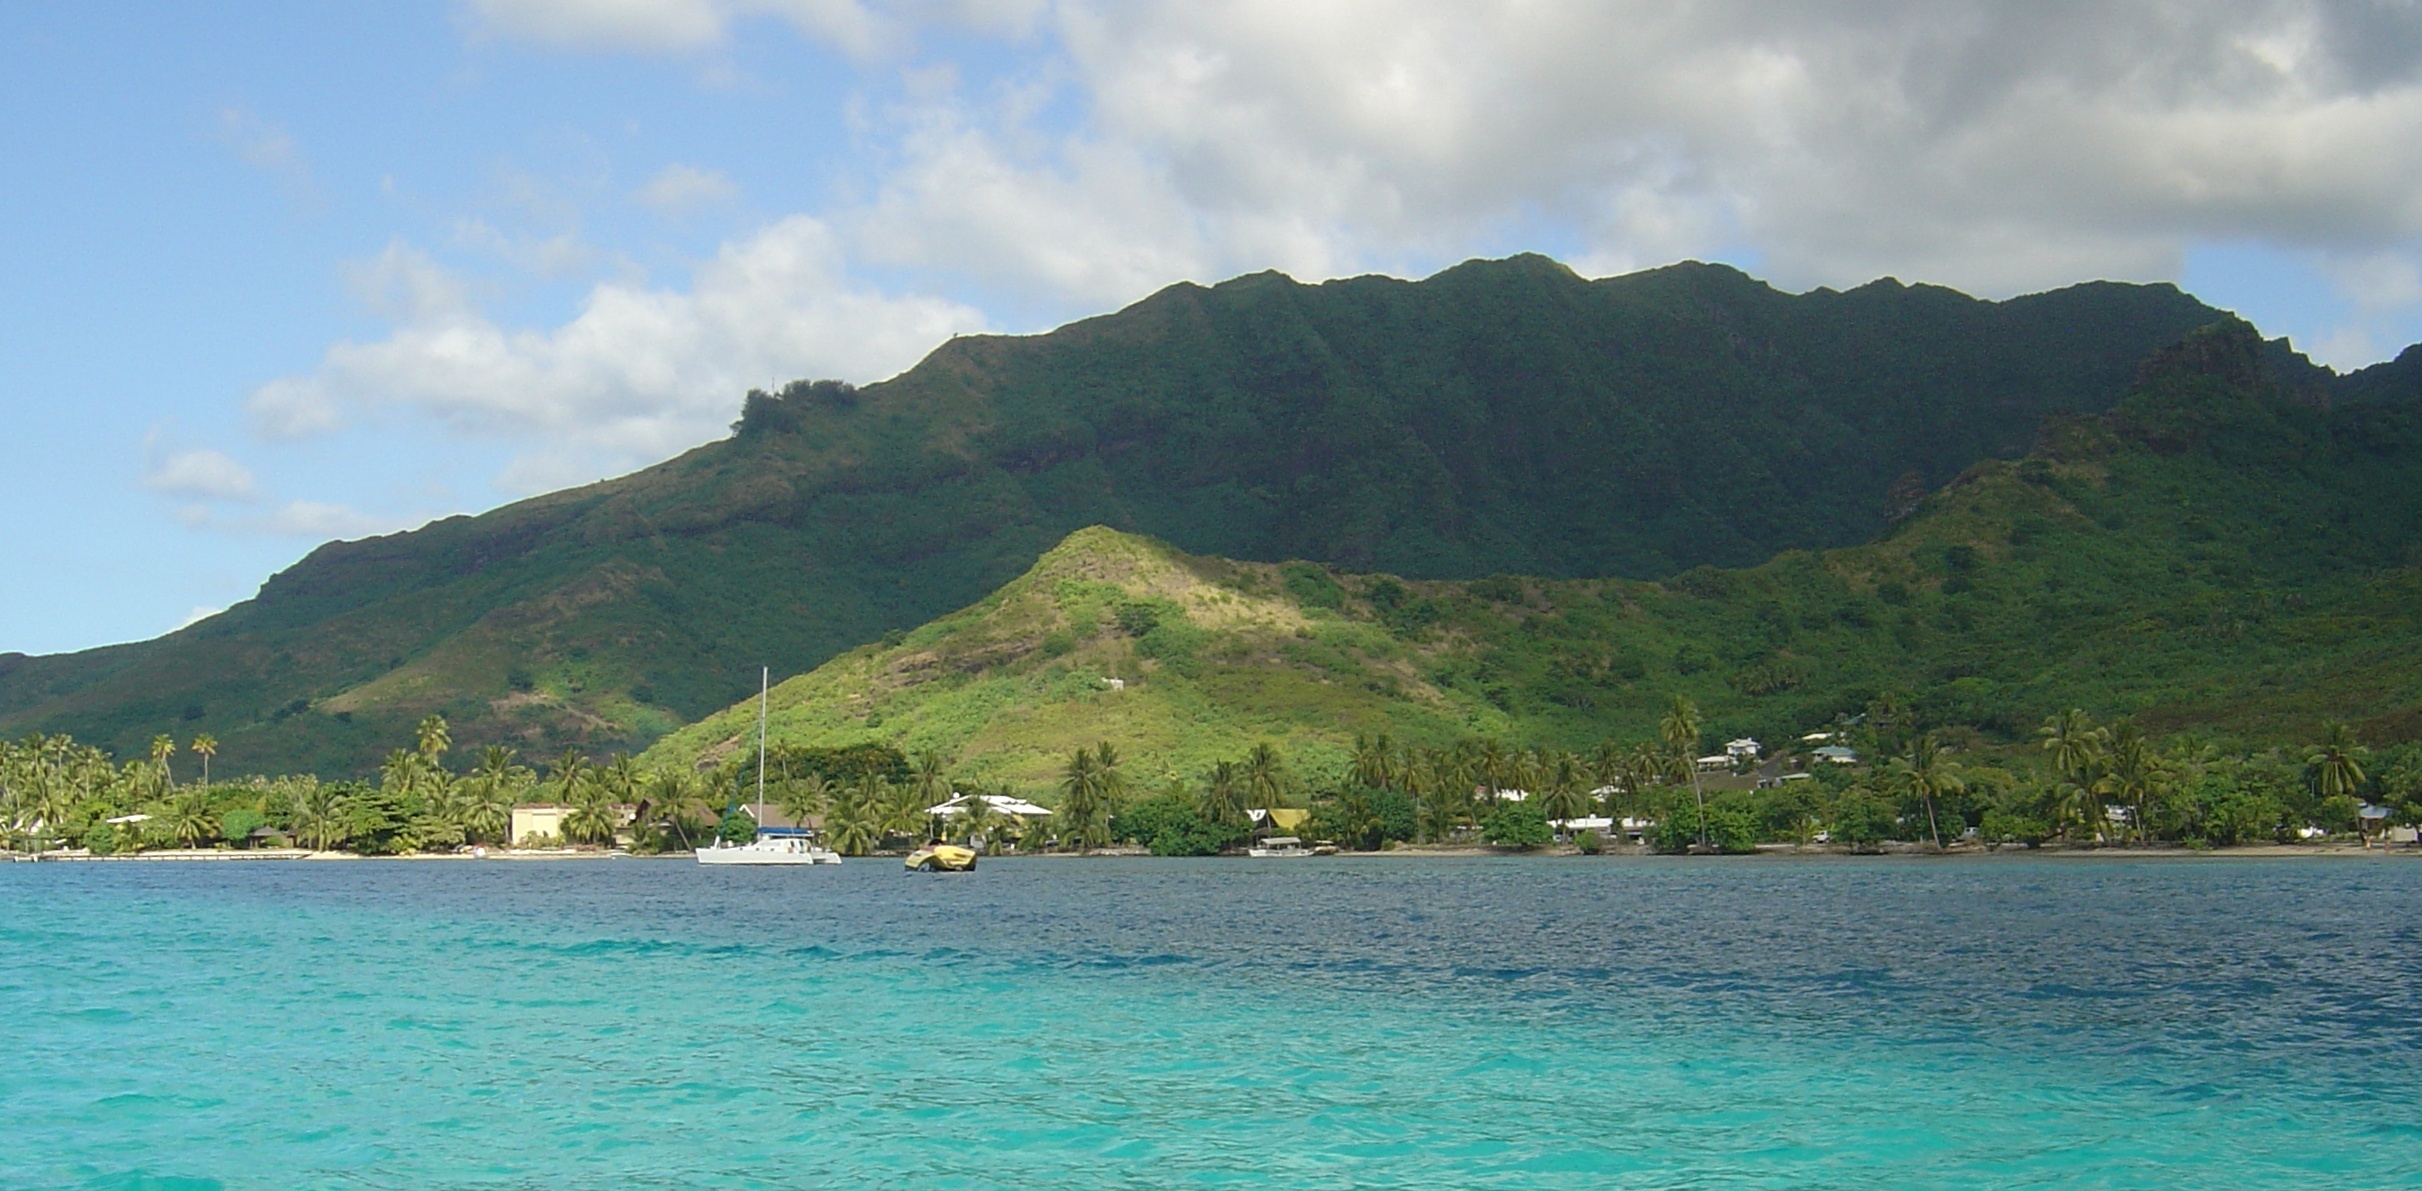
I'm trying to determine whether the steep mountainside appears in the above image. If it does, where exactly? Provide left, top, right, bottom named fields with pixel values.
left=646, top=320, right=2422, bottom=789
left=1, top=257, right=2399, bottom=776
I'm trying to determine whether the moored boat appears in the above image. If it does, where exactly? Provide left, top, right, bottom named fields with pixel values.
left=1248, top=836, right=1312, bottom=858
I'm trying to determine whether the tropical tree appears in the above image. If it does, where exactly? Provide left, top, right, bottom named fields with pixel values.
left=149, top=735, right=177, bottom=796
left=1199, top=760, right=1247, bottom=828
left=168, top=790, right=216, bottom=849
left=2038, top=709, right=2101, bottom=782
left=190, top=734, right=218, bottom=788
left=292, top=781, right=345, bottom=851
left=824, top=782, right=879, bottom=855
left=1058, top=749, right=1110, bottom=851
left=1352, top=733, right=1398, bottom=792
left=1659, top=696, right=1707, bottom=849
left=2093, top=721, right=2170, bottom=845
left=548, top=750, right=590, bottom=806
left=415, top=714, right=451, bottom=764
left=912, top=750, right=952, bottom=811
left=775, top=773, right=831, bottom=839
left=2306, top=721, right=2370, bottom=839
left=1538, top=751, right=1589, bottom=827
left=1243, top=741, right=1290, bottom=810
left=1889, top=732, right=1966, bottom=849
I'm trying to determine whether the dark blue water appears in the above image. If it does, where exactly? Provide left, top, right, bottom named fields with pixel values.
left=5, top=855, right=2420, bottom=1187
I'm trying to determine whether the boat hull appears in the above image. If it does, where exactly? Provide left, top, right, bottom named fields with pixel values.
left=696, top=838, right=842, bottom=865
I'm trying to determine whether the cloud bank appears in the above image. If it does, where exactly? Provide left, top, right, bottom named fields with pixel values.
left=257, top=0, right=2422, bottom=520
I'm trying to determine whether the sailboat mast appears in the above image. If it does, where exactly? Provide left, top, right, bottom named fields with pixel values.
left=756, top=666, right=769, bottom=823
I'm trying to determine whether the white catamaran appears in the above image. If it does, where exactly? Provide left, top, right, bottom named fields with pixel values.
left=697, top=667, right=842, bottom=866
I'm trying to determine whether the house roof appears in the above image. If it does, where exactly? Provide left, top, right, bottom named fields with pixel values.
left=927, top=792, right=1054, bottom=817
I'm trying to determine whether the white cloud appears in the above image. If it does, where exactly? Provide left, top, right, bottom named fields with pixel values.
left=259, top=500, right=409, bottom=539
left=634, top=163, right=739, bottom=215
left=460, top=0, right=729, bottom=50
left=249, top=216, right=989, bottom=482
left=142, top=449, right=261, bottom=502
left=213, top=107, right=315, bottom=198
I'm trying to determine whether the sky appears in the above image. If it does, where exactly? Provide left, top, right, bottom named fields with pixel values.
left=6, top=0, right=2422, bottom=657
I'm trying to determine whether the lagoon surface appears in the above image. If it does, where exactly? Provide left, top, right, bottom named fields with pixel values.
left=5, top=856, right=2420, bottom=1189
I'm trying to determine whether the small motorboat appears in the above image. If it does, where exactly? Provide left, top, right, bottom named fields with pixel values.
left=1248, top=836, right=1312, bottom=858
left=904, top=842, right=978, bottom=872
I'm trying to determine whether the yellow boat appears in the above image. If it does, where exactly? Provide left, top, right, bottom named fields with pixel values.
left=904, top=842, right=978, bottom=872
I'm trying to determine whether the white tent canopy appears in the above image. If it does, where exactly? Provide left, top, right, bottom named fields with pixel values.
left=926, top=792, right=1053, bottom=818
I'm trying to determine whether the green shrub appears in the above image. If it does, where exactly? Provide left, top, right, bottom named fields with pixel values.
left=82, top=823, right=118, bottom=855
left=219, top=808, right=268, bottom=846
left=1575, top=829, right=1604, bottom=854
left=1651, top=801, right=1758, bottom=854
left=1482, top=801, right=1551, bottom=849
left=718, top=809, right=758, bottom=844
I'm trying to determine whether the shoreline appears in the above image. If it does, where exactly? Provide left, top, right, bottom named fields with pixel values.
left=14, top=843, right=2414, bottom=863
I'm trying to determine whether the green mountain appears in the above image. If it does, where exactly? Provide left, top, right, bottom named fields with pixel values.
left=645, top=319, right=2422, bottom=789
left=0, top=256, right=2394, bottom=776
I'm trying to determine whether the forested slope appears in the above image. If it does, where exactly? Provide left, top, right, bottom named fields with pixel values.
left=0, top=257, right=2387, bottom=776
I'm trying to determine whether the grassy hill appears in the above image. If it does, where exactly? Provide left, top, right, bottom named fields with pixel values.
left=0, top=257, right=2398, bottom=777
left=643, top=320, right=2422, bottom=790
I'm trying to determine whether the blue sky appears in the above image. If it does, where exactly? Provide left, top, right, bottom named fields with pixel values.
left=6, top=1, right=2422, bottom=657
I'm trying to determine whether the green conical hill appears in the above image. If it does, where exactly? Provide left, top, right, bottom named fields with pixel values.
left=640, top=526, right=1515, bottom=788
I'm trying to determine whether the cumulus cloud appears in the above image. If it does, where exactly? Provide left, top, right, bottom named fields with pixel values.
left=634, top=163, right=740, bottom=214
left=825, top=0, right=2422, bottom=332
left=142, top=449, right=261, bottom=502
left=249, top=216, right=989, bottom=479
left=461, top=0, right=909, bottom=56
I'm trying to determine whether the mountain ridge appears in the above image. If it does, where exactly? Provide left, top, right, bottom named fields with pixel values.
left=4, top=257, right=2411, bottom=775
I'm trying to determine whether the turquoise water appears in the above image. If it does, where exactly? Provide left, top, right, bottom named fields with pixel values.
left=5, top=856, right=2420, bottom=1188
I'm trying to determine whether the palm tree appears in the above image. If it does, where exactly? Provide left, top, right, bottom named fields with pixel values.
left=775, top=773, right=831, bottom=841
left=293, top=781, right=345, bottom=851
left=548, top=749, right=590, bottom=805
left=1093, top=742, right=1130, bottom=819
left=2092, top=721, right=2167, bottom=845
left=149, top=735, right=176, bottom=796
left=880, top=778, right=929, bottom=841
left=415, top=713, right=451, bottom=763
left=1058, top=749, right=1108, bottom=852
left=190, top=734, right=218, bottom=789
left=2037, top=709, right=2100, bottom=783
left=823, top=784, right=878, bottom=856
left=1199, top=760, right=1247, bottom=828
left=2307, top=721, right=2370, bottom=839
left=650, top=771, right=706, bottom=849
left=954, top=785, right=1004, bottom=851
left=1660, top=696, right=1707, bottom=849
left=1351, top=733, right=1397, bottom=791
left=1243, top=741, right=1289, bottom=810
left=1889, top=732, right=1965, bottom=849
left=1472, top=738, right=1510, bottom=806
left=1539, top=752, right=1589, bottom=829
left=913, top=750, right=951, bottom=810
left=169, top=791, right=215, bottom=849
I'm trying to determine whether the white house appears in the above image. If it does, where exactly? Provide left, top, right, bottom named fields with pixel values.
left=1694, top=754, right=1731, bottom=772
left=1725, top=737, right=1762, bottom=759
left=1812, top=745, right=1859, bottom=765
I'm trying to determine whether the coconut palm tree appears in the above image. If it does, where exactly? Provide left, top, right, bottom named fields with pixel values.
left=548, top=749, right=590, bottom=805
left=954, top=784, right=1004, bottom=851
left=824, top=782, right=879, bottom=856
left=415, top=714, right=451, bottom=764
left=775, top=773, right=831, bottom=839
left=169, top=791, right=216, bottom=849
left=293, top=781, right=345, bottom=851
left=1243, top=741, right=1289, bottom=810
left=190, top=734, right=218, bottom=789
left=2306, top=721, right=2370, bottom=839
left=912, top=750, right=951, bottom=809
left=1199, top=760, right=1247, bottom=828
left=1058, top=749, right=1109, bottom=852
left=148, top=735, right=176, bottom=796
left=2037, top=709, right=2100, bottom=783
left=1889, top=732, right=1965, bottom=849
left=1660, top=696, right=1707, bottom=849
left=1539, top=752, right=1589, bottom=829
left=1351, top=733, right=1397, bottom=791
left=2093, top=721, right=2168, bottom=845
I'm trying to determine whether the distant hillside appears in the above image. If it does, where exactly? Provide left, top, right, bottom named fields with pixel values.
left=0, top=256, right=2399, bottom=776
left=645, top=319, right=2422, bottom=788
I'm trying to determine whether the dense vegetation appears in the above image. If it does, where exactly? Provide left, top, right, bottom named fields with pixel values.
left=1, top=257, right=2283, bottom=776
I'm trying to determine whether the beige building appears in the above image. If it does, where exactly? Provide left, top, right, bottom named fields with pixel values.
left=510, top=804, right=572, bottom=847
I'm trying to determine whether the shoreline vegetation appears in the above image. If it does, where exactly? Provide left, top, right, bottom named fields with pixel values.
left=8, top=691, right=2419, bottom=864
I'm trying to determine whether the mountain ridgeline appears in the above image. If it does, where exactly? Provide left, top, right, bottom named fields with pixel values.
left=2, top=257, right=2412, bottom=777
left=646, top=320, right=2422, bottom=784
